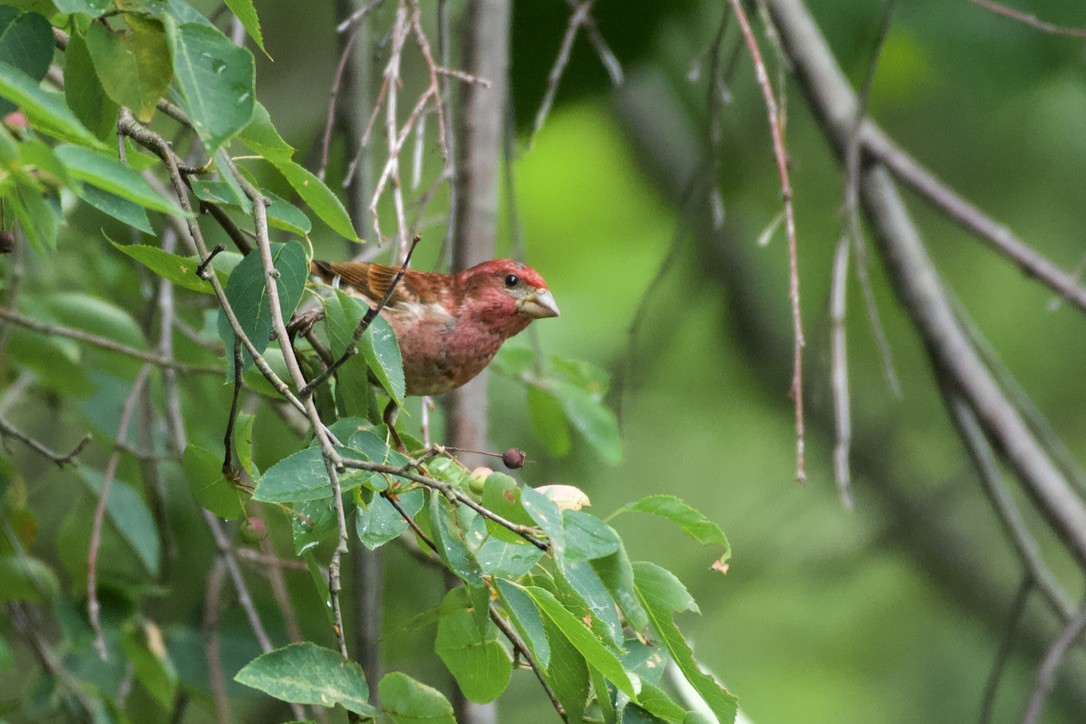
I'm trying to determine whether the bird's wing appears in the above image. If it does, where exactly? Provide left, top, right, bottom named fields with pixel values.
left=310, top=261, right=421, bottom=306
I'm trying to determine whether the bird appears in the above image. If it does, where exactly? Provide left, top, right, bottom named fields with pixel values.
left=304, top=258, right=560, bottom=397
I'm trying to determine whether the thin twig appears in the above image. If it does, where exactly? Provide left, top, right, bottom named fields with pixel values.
left=859, top=126, right=1086, bottom=316
left=385, top=490, right=436, bottom=550
left=532, top=0, right=597, bottom=143
left=946, top=393, right=1074, bottom=619
left=224, top=154, right=354, bottom=661
left=88, top=364, right=152, bottom=660
left=7, top=603, right=100, bottom=719
left=0, top=307, right=220, bottom=375
left=727, top=0, right=805, bottom=481
left=1022, top=600, right=1086, bottom=724
left=968, top=0, right=1086, bottom=39
left=980, top=575, right=1032, bottom=724
left=117, top=111, right=309, bottom=415
left=561, top=0, right=623, bottom=85
left=489, top=605, right=568, bottom=722
left=0, top=416, right=90, bottom=467
left=202, top=557, right=232, bottom=724
left=125, top=114, right=299, bottom=715
left=342, top=458, right=548, bottom=550
left=337, top=0, right=386, bottom=33
left=320, top=18, right=364, bottom=181
left=831, top=0, right=900, bottom=505
left=844, top=0, right=901, bottom=400
left=829, top=235, right=853, bottom=507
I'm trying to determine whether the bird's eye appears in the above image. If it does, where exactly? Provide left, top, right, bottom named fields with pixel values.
left=504, top=274, right=520, bottom=288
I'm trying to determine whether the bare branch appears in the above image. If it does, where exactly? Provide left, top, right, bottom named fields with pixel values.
left=532, top=0, right=596, bottom=142
left=0, top=307, right=220, bottom=375
left=0, top=416, right=90, bottom=468
left=1022, top=600, right=1086, bottom=723
left=968, top=0, right=1086, bottom=39
left=489, top=605, right=568, bottom=722
left=88, top=364, right=152, bottom=659
left=727, top=0, right=805, bottom=481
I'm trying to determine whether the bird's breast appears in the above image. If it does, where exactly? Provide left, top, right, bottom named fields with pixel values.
left=382, top=303, right=506, bottom=396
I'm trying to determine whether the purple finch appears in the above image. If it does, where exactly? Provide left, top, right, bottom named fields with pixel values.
left=309, top=258, right=559, bottom=396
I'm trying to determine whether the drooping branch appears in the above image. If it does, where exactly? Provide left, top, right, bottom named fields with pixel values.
left=762, top=0, right=1086, bottom=568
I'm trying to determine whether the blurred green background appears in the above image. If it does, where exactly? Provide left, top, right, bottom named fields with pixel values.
left=6, top=0, right=1086, bottom=721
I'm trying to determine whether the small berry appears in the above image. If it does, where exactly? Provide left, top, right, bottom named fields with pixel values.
left=502, top=448, right=526, bottom=469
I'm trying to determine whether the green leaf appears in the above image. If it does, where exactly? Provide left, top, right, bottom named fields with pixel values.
left=44, top=291, right=146, bottom=351
left=563, top=510, right=621, bottom=561
left=190, top=177, right=252, bottom=213
left=298, top=555, right=333, bottom=632
left=120, top=620, right=178, bottom=710
left=322, top=291, right=373, bottom=418
left=495, top=578, right=550, bottom=670
left=181, top=444, right=245, bottom=520
left=590, top=666, right=617, bottom=724
left=528, top=385, right=571, bottom=457
left=85, top=18, right=172, bottom=123
left=614, top=495, right=731, bottom=570
left=435, top=588, right=511, bottom=703
left=591, top=543, right=649, bottom=631
left=0, top=61, right=103, bottom=147
left=292, top=496, right=337, bottom=555
left=476, top=537, right=543, bottom=578
left=0, top=7, right=52, bottom=115
left=359, top=312, right=404, bottom=405
left=253, top=447, right=328, bottom=503
left=491, top=345, right=535, bottom=377
left=519, top=583, right=634, bottom=697
left=195, top=178, right=312, bottom=236
left=80, top=186, right=153, bottom=233
left=480, top=472, right=536, bottom=544
left=633, top=680, right=687, bottom=723
left=557, top=559, right=624, bottom=651
left=0, top=554, right=59, bottom=602
left=379, top=672, right=454, bottom=724
left=165, top=21, right=255, bottom=154
left=551, top=356, right=612, bottom=397
left=217, top=240, right=308, bottom=374
left=80, top=470, right=161, bottom=577
left=224, top=0, right=266, bottom=54
left=0, top=632, right=12, bottom=669
left=264, top=191, right=313, bottom=236
left=272, top=158, right=359, bottom=241
left=520, top=484, right=565, bottom=558
left=55, top=144, right=189, bottom=217
left=5, top=327, right=93, bottom=397
left=235, top=411, right=256, bottom=477
left=540, top=610, right=589, bottom=723
left=8, top=183, right=58, bottom=252
left=52, top=0, right=111, bottom=17
left=111, top=241, right=217, bottom=293
left=239, top=101, right=294, bottom=163
left=429, top=493, right=483, bottom=587
left=633, top=562, right=736, bottom=723
left=355, top=489, right=423, bottom=550
left=235, top=642, right=378, bottom=717
left=64, top=31, right=117, bottom=139
left=546, top=380, right=621, bottom=464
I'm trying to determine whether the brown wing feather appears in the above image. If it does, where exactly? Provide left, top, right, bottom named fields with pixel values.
left=310, top=260, right=420, bottom=305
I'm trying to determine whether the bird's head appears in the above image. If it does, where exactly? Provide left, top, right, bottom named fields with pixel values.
left=458, top=259, right=559, bottom=335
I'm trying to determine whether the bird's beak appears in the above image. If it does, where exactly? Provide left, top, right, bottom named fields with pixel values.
left=519, top=288, right=560, bottom=318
